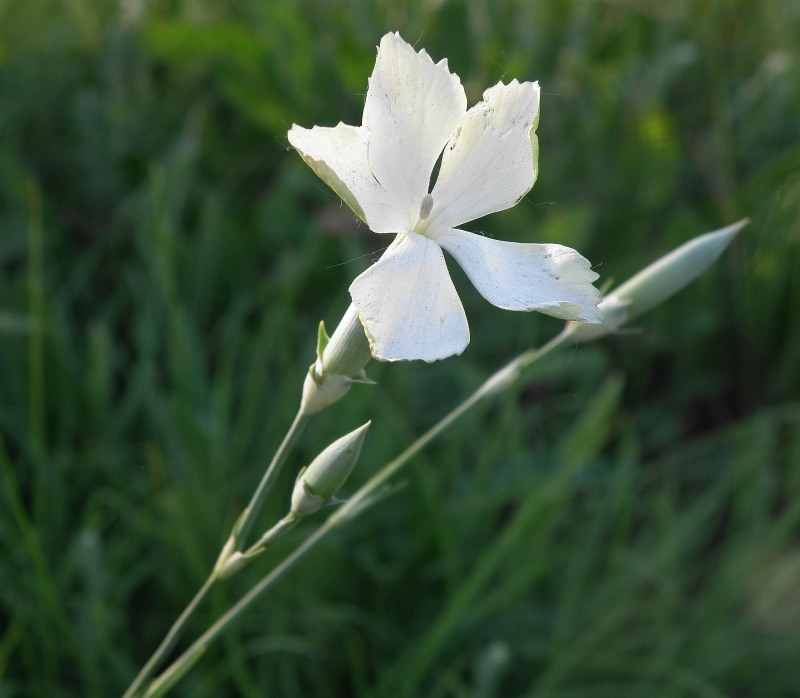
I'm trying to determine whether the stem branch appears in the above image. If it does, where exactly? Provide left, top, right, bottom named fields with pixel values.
left=233, top=407, right=312, bottom=549
left=145, top=329, right=571, bottom=694
left=124, top=404, right=312, bottom=697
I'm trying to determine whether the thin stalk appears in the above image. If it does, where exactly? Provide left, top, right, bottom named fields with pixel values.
left=334, top=330, right=569, bottom=525
left=123, top=574, right=216, bottom=698
left=143, top=524, right=333, bottom=698
left=143, top=329, right=572, bottom=696
left=232, top=406, right=312, bottom=549
left=217, top=515, right=301, bottom=579
left=124, top=405, right=312, bottom=697
left=26, top=180, right=46, bottom=519
left=245, top=514, right=299, bottom=556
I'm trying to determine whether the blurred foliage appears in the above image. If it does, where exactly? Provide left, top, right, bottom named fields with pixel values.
left=0, top=0, right=799, bottom=695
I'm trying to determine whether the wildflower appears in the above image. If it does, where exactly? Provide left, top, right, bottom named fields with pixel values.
left=289, top=32, right=600, bottom=362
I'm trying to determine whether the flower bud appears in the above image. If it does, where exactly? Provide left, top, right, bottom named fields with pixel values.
left=566, top=219, right=745, bottom=342
left=290, top=421, right=370, bottom=517
left=564, top=296, right=629, bottom=342
left=301, top=305, right=374, bottom=414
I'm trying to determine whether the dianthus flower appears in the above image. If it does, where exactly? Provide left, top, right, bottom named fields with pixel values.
left=290, top=32, right=600, bottom=361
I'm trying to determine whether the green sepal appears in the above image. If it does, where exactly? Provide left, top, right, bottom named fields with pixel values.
left=315, top=321, right=331, bottom=364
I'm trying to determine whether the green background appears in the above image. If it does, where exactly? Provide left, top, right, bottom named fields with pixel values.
left=1, top=0, right=799, bottom=695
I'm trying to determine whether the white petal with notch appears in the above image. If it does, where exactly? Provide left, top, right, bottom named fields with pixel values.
left=363, top=32, right=467, bottom=223
left=349, top=233, right=470, bottom=362
left=287, top=122, right=406, bottom=233
left=428, top=80, right=540, bottom=232
left=436, top=229, right=601, bottom=322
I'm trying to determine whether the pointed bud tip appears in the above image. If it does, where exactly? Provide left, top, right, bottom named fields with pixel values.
left=290, top=421, right=371, bottom=517
left=566, top=219, right=745, bottom=342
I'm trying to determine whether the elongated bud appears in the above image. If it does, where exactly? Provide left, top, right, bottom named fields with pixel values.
left=566, top=219, right=746, bottom=342
left=301, top=304, right=374, bottom=414
left=291, top=421, right=370, bottom=517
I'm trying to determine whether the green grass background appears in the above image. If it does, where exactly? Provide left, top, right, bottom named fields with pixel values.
left=1, top=0, right=799, bottom=695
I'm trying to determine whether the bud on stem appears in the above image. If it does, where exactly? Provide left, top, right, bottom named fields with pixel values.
left=566, top=220, right=745, bottom=342
left=291, top=421, right=371, bottom=517
left=301, top=304, right=374, bottom=413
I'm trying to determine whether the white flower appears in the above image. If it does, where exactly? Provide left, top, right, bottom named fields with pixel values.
left=289, top=32, right=600, bottom=362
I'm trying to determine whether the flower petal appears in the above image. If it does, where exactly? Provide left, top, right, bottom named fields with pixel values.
left=349, top=233, right=469, bottom=362
left=363, top=32, right=467, bottom=224
left=428, top=80, right=540, bottom=232
left=436, top=229, right=601, bottom=322
left=288, top=122, right=407, bottom=233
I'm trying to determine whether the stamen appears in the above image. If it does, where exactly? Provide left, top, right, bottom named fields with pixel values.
left=419, top=194, right=433, bottom=220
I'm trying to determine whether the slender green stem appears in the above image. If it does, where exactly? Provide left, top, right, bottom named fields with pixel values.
left=143, top=523, right=334, bottom=698
left=333, top=330, right=569, bottom=525
left=26, top=180, right=46, bottom=519
left=245, top=514, right=299, bottom=556
left=144, top=329, right=572, bottom=695
left=232, top=406, right=312, bottom=550
left=124, top=405, right=312, bottom=697
left=123, top=573, right=217, bottom=698
left=218, top=515, right=301, bottom=578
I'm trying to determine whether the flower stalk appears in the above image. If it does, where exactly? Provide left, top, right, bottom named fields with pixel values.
left=138, top=330, right=571, bottom=696
left=124, top=406, right=311, bottom=698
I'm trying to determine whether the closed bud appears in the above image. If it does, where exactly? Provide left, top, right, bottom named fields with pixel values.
left=566, top=219, right=745, bottom=342
left=564, top=296, right=629, bottom=342
left=291, top=421, right=371, bottom=517
left=301, top=305, right=374, bottom=414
